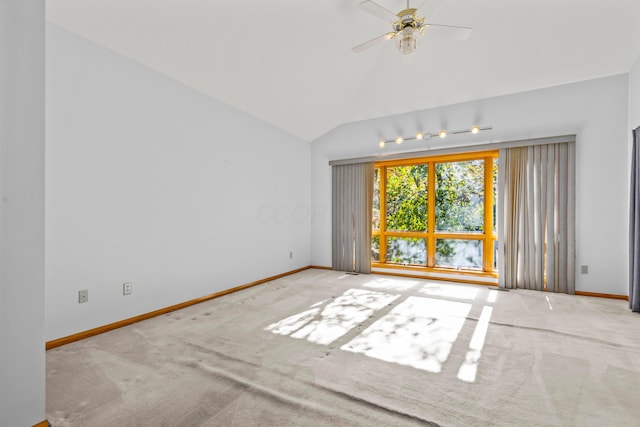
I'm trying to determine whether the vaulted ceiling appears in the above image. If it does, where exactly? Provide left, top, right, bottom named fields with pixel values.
left=47, top=0, right=640, bottom=141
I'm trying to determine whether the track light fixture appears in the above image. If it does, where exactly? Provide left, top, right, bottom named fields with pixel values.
left=378, top=125, right=492, bottom=147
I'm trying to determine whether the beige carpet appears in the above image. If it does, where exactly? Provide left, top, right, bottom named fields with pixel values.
left=47, top=269, right=640, bottom=426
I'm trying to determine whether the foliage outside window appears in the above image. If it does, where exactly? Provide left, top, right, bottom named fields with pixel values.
left=372, top=152, right=498, bottom=276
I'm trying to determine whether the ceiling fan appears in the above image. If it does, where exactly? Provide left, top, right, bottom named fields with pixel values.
left=352, top=0, right=472, bottom=55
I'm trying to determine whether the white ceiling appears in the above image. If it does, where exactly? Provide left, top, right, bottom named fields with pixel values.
left=47, top=0, right=640, bottom=141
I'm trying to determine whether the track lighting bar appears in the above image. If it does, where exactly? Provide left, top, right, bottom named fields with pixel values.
left=378, top=125, right=492, bottom=148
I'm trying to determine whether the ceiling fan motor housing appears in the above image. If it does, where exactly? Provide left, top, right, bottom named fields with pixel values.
left=393, top=8, right=418, bottom=31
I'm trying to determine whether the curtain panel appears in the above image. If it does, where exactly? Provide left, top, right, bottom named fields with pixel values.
left=498, top=142, right=575, bottom=293
left=630, top=127, right=640, bottom=312
left=332, top=162, right=374, bottom=273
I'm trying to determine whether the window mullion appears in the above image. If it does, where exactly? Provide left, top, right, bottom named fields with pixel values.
left=379, top=166, right=387, bottom=263
left=427, top=161, right=436, bottom=267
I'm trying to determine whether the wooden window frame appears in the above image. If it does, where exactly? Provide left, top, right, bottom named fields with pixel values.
left=372, top=150, right=499, bottom=278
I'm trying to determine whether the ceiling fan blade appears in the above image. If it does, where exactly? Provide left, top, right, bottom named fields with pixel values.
left=352, top=32, right=397, bottom=53
left=359, top=0, right=398, bottom=23
left=422, top=23, right=472, bottom=40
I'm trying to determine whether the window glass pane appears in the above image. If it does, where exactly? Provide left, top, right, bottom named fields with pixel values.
left=386, top=165, right=428, bottom=232
left=372, top=236, right=380, bottom=262
left=386, top=237, right=426, bottom=266
left=436, top=239, right=482, bottom=270
left=373, top=168, right=380, bottom=231
left=435, top=160, right=484, bottom=232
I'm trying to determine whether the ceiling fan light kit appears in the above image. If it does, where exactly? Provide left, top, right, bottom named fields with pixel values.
left=353, top=0, right=472, bottom=56
left=378, top=125, right=492, bottom=148
left=396, top=26, right=419, bottom=55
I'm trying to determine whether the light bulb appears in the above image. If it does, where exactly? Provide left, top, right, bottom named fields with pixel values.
left=416, top=132, right=424, bottom=140
left=395, top=136, right=403, bottom=144
left=379, top=140, right=385, bottom=148
left=471, top=125, right=480, bottom=134
left=439, top=130, right=447, bottom=138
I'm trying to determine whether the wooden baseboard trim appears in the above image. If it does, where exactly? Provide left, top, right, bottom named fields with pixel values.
left=32, top=420, right=50, bottom=427
left=575, top=291, right=629, bottom=301
left=46, top=266, right=312, bottom=350
left=309, top=265, right=332, bottom=270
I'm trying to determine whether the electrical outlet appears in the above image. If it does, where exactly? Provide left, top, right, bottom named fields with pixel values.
left=78, top=289, right=88, bottom=303
left=580, top=265, right=589, bottom=274
left=123, top=282, right=132, bottom=295
left=290, top=251, right=293, bottom=259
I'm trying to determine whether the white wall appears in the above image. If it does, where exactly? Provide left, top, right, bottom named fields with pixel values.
left=630, top=54, right=640, bottom=130
left=311, top=75, right=629, bottom=296
left=0, top=1, right=46, bottom=426
left=46, top=24, right=311, bottom=341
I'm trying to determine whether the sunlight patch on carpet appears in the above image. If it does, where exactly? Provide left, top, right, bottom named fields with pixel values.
left=266, top=289, right=399, bottom=345
left=457, top=305, right=493, bottom=382
left=487, top=290, right=498, bottom=303
left=341, top=297, right=471, bottom=373
left=418, top=283, right=479, bottom=301
left=265, top=308, right=321, bottom=336
left=360, top=277, right=420, bottom=292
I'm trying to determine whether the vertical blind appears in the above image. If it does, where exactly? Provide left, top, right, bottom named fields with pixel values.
left=498, top=142, right=576, bottom=293
left=332, top=162, right=374, bottom=273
